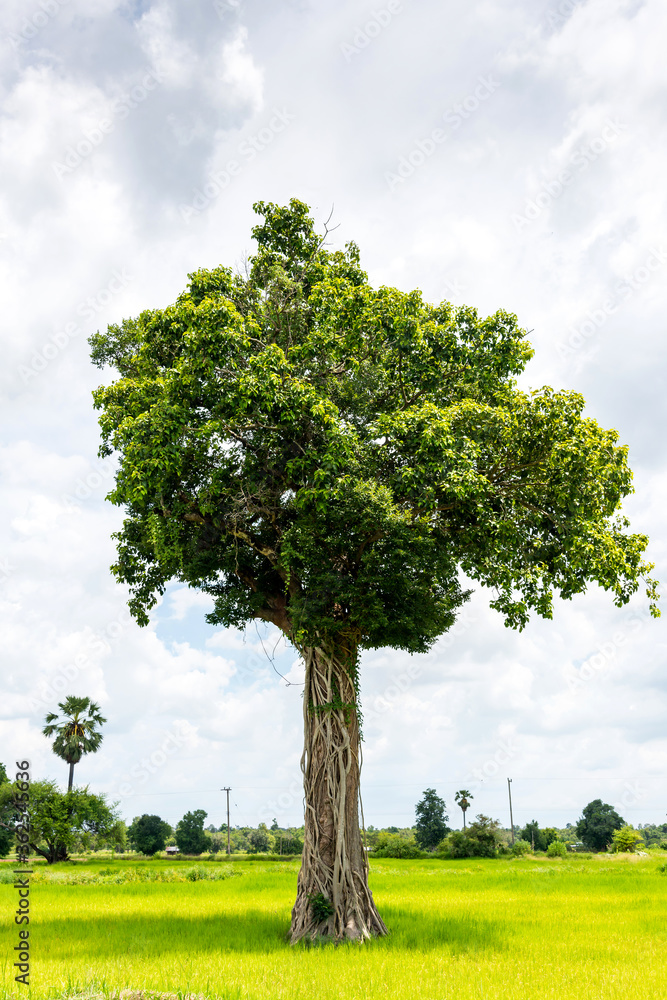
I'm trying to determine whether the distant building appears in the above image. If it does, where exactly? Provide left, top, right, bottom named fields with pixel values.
left=165, top=846, right=180, bottom=854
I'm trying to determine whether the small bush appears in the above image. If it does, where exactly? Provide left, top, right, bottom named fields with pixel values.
left=309, top=892, right=335, bottom=922
left=436, top=815, right=502, bottom=859
left=546, top=841, right=567, bottom=858
left=511, top=839, right=532, bottom=857
left=372, top=832, right=424, bottom=858
left=610, top=826, right=644, bottom=853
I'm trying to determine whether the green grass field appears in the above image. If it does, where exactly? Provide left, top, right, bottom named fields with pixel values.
left=1, top=854, right=666, bottom=1000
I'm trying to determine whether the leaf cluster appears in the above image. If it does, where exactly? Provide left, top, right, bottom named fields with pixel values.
left=90, top=198, right=658, bottom=657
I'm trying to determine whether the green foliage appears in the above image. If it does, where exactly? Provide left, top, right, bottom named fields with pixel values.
left=511, top=839, right=532, bottom=856
left=576, top=800, right=624, bottom=852
left=372, top=832, right=424, bottom=858
left=0, top=762, right=12, bottom=858
left=175, top=809, right=209, bottom=855
left=0, top=779, right=120, bottom=864
left=610, top=826, right=644, bottom=853
left=89, top=199, right=658, bottom=665
left=454, top=789, right=473, bottom=826
left=128, top=814, right=172, bottom=856
left=634, top=823, right=667, bottom=846
left=547, top=840, right=567, bottom=858
left=520, top=820, right=559, bottom=852
left=414, top=788, right=450, bottom=850
left=309, top=891, right=335, bottom=922
left=42, top=696, right=107, bottom=790
left=437, top=815, right=502, bottom=858
left=248, top=823, right=274, bottom=854
left=542, top=828, right=560, bottom=849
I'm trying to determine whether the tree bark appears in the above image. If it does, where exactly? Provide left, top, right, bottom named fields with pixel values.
left=68, top=760, right=75, bottom=792
left=289, top=641, right=387, bottom=943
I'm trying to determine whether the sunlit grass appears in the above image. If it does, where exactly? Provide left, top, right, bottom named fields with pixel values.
left=1, top=854, right=666, bottom=999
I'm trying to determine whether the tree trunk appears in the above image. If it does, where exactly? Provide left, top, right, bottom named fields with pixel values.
left=289, top=641, right=388, bottom=943
left=68, top=760, right=75, bottom=792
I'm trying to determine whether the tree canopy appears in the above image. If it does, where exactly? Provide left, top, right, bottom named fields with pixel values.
left=90, top=198, right=658, bottom=658
left=414, top=788, right=450, bottom=850
left=175, top=809, right=208, bottom=855
left=42, top=695, right=107, bottom=791
left=0, top=779, right=121, bottom=863
left=128, top=814, right=172, bottom=856
left=576, top=799, right=624, bottom=852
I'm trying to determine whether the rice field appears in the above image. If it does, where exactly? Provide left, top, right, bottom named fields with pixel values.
left=1, top=853, right=666, bottom=1000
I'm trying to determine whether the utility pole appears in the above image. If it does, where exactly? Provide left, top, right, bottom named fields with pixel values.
left=221, top=788, right=231, bottom=855
left=507, top=778, right=515, bottom=844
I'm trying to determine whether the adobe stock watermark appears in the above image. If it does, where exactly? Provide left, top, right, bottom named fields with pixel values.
left=511, top=118, right=626, bottom=232
left=556, top=246, right=667, bottom=361
left=60, top=457, right=116, bottom=513
left=363, top=609, right=478, bottom=725
left=340, top=1, right=403, bottom=63
left=18, top=269, right=132, bottom=385
left=385, top=75, right=501, bottom=192
left=29, top=608, right=133, bottom=713
left=441, top=270, right=469, bottom=301
left=180, top=108, right=296, bottom=223
left=13, top=760, right=32, bottom=988
left=9, top=0, right=69, bottom=50
left=464, top=736, right=520, bottom=793
left=614, top=779, right=648, bottom=814
left=544, top=0, right=584, bottom=32
left=258, top=777, right=303, bottom=824
left=564, top=606, right=653, bottom=694
left=214, top=0, right=241, bottom=16
left=0, top=557, right=13, bottom=582
left=52, top=71, right=164, bottom=180
left=116, top=721, right=197, bottom=797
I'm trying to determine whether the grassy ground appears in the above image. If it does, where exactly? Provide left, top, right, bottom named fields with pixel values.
left=1, top=853, right=666, bottom=1000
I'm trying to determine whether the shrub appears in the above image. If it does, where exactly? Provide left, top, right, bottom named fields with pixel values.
left=511, top=839, right=532, bottom=857
left=546, top=840, right=567, bottom=858
left=436, top=815, right=502, bottom=859
left=437, top=830, right=474, bottom=859
left=372, top=832, right=424, bottom=858
left=610, top=826, right=644, bottom=853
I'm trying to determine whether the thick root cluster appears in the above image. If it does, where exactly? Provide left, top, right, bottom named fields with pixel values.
left=289, top=643, right=388, bottom=943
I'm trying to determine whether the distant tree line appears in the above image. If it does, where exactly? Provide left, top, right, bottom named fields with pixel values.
left=2, top=761, right=665, bottom=862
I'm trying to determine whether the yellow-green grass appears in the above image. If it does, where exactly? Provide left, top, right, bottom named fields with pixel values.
left=1, top=854, right=666, bottom=1000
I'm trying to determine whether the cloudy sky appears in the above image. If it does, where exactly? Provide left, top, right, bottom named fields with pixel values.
left=1, top=0, right=666, bottom=836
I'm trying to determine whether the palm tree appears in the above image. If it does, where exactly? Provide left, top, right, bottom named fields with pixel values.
left=454, top=789, right=473, bottom=830
left=42, top=696, right=107, bottom=791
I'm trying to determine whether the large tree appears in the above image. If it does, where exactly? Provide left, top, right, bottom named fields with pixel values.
left=415, top=788, right=450, bottom=850
left=175, top=809, right=209, bottom=855
left=0, top=779, right=121, bottom=863
left=576, top=799, right=624, bottom=852
left=42, top=695, right=107, bottom=791
left=90, top=198, right=658, bottom=941
left=128, top=814, right=172, bottom=856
